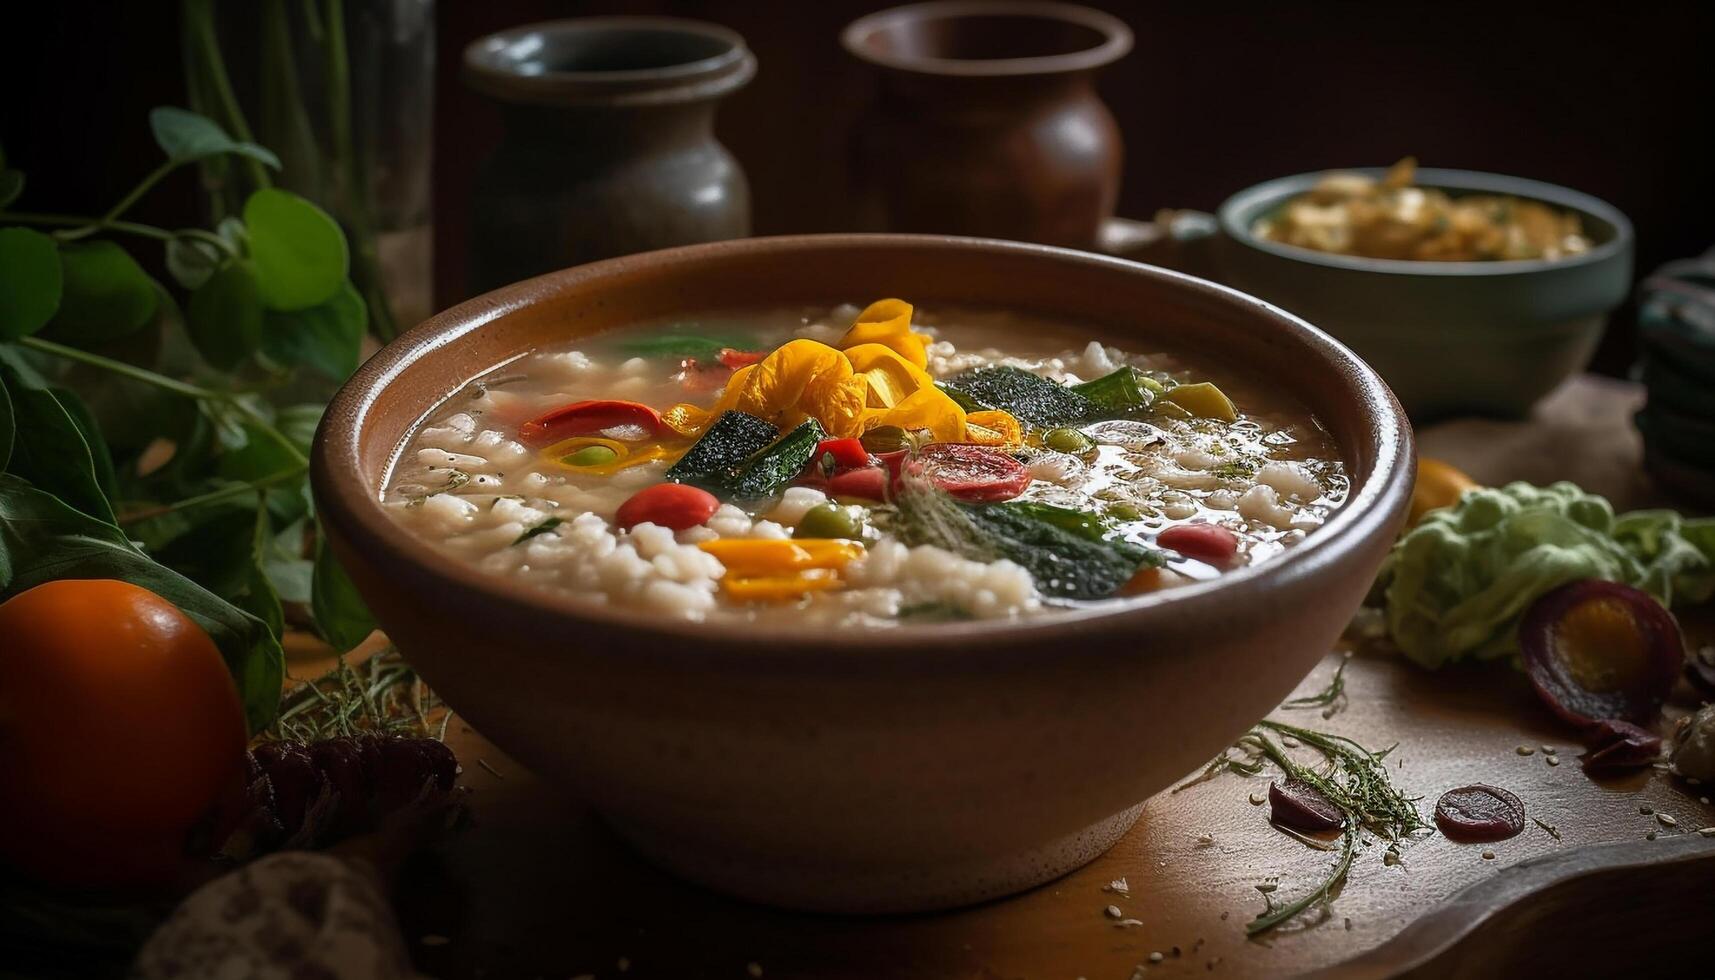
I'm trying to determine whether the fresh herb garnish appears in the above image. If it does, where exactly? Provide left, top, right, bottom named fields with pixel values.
left=1070, top=366, right=1160, bottom=413
left=511, top=516, right=562, bottom=545
left=1176, top=719, right=1425, bottom=936
left=268, top=646, right=449, bottom=743
left=1283, top=655, right=1351, bottom=718
left=405, top=469, right=471, bottom=506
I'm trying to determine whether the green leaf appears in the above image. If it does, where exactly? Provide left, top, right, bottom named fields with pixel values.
left=165, top=235, right=223, bottom=290
left=616, top=330, right=760, bottom=361
left=43, top=240, right=160, bottom=344
left=155, top=504, right=286, bottom=646
left=311, top=529, right=377, bottom=652
left=0, top=169, right=23, bottom=209
left=275, top=403, right=323, bottom=455
left=216, top=216, right=248, bottom=251
left=216, top=419, right=300, bottom=484
left=0, top=372, right=14, bottom=473
left=148, top=106, right=281, bottom=169
left=0, top=474, right=283, bottom=733
left=244, top=189, right=347, bottom=311
left=0, top=348, right=116, bottom=523
left=261, top=281, right=365, bottom=379
left=51, top=383, right=118, bottom=505
left=187, top=261, right=264, bottom=369
left=0, top=227, right=63, bottom=339
left=262, top=518, right=313, bottom=605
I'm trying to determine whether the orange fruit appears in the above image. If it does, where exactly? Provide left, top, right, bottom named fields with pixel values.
left=1409, top=457, right=1480, bottom=526
left=0, top=579, right=248, bottom=890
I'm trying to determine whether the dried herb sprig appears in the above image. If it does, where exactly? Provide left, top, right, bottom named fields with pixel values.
left=1283, top=655, right=1350, bottom=718
left=267, top=646, right=449, bottom=742
left=1179, top=718, right=1424, bottom=936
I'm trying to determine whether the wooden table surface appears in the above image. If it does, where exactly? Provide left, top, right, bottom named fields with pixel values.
left=348, top=376, right=1713, bottom=980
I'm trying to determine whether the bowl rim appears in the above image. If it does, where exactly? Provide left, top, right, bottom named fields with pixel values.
left=1217, top=166, right=1634, bottom=278
left=840, top=0, right=1133, bottom=78
left=312, top=234, right=1412, bottom=656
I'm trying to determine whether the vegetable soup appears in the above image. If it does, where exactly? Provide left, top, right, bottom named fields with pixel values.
left=382, top=301, right=1348, bottom=624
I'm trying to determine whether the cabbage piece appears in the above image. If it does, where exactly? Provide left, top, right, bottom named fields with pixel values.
left=1374, top=481, right=1715, bottom=668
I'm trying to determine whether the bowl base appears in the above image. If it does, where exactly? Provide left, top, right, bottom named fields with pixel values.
left=605, top=802, right=1147, bottom=914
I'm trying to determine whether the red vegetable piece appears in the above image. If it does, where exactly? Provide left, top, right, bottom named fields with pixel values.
left=518, top=399, right=663, bottom=446
left=1580, top=719, right=1663, bottom=774
left=814, top=437, right=872, bottom=472
left=718, top=348, right=767, bottom=369
left=1435, top=784, right=1525, bottom=842
left=617, top=483, right=721, bottom=531
left=1269, top=778, right=1345, bottom=832
left=251, top=741, right=322, bottom=841
left=905, top=443, right=1031, bottom=503
left=825, top=465, right=890, bottom=501
left=1518, top=580, right=1684, bottom=727
left=1156, top=523, right=1240, bottom=568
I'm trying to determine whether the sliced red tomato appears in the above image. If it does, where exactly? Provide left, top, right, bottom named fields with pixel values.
left=825, top=466, right=890, bottom=500
left=905, top=444, right=1031, bottom=503
left=616, top=483, right=720, bottom=531
left=518, top=400, right=663, bottom=446
left=1156, top=522, right=1240, bottom=568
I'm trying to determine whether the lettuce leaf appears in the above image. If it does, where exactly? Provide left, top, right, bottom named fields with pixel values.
left=1375, top=481, right=1715, bottom=668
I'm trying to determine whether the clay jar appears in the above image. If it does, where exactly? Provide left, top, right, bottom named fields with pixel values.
left=463, top=17, right=755, bottom=294
left=843, top=1, right=1132, bottom=249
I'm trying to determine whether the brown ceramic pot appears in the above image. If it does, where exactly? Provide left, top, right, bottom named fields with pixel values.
left=463, top=17, right=755, bottom=294
left=311, top=235, right=1414, bottom=913
left=842, top=1, right=1132, bottom=249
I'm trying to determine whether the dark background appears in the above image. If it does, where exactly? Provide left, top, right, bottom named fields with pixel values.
left=5, top=1, right=1712, bottom=375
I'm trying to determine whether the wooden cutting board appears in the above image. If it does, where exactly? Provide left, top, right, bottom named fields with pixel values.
left=353, top=376, right=1713, bottom=978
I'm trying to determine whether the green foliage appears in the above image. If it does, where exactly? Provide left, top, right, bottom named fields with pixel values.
left=0, top=227, right=61, bottom=339
left=261, top=280, right=366, bottom=379
left=312, top=530, right=378, bottom=651
left=149, top=106, right=281, bottom=170
left=43, top=240, right=159, bottom=344
left=0, top=348, right=116, bottom=524
left=187, top=261, right=264, bottom=369
left=245, top=188, right=348, bottom=311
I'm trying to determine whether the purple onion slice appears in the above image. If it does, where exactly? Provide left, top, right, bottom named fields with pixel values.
left=1518, top=580, right=1683, bottom=727
left=1269, top=778, right=1345, bottom=832
left=1435, top=784, right=1525, bottom=842
left=1581, top=719, right=1663, bottom=773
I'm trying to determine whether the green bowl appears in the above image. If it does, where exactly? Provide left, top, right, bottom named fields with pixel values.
left=1211, top=168, right=1634, bottom=422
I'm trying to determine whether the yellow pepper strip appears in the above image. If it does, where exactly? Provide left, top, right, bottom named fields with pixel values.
left=722, top=569, right=845, bottom=603
left=1408, top=457, right=1479, bottom=525
left=1161, top=382, right=1238, bottom=422
left=838, top=298, right=932, bottom=369
left=698, top=538, right=863, bottom=577
left=965, top=409, right=1023, bottom=448
left=542, top=436, right=679, bottom=476
left=863, top=385, right=967, bottom=444
left=845, top=343, right=935, bottom=408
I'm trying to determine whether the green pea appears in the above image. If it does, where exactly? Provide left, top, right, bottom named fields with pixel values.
left=860, top=425, right=915, bottom=455
left=796, top=503, right=864, bottom=540
left=562, top=445, right=619, bottom=467
left=1107, top=502, right=1144, bottom=522
left=1044, top=427, right=1094, bottom=454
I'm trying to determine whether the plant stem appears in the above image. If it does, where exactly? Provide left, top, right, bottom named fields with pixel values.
left=0, top=211, right=238, bottom=258
left=99, top=160, right=181, bottom=226
left=119, top=465, right=307, bottom=525
left=320, top=0, right=398, bottom=341
left=182, top=0, right=272, bottom=194
left=18, top=336, right=307, bottom=468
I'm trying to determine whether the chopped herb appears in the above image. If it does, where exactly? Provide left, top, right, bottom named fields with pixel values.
left=1283, top=656, right=1350, bottom=717
left=1212, top=458, right=1259, bottom=480
left=404, top=469, right=471, bottom=506
left=939, top=365, right=1099, bottom=427
left=665, top=411, right=780, bottom=490
left=511, top=517, right=562, bottom=545
left=1071, top=366, right=1159, bottom=414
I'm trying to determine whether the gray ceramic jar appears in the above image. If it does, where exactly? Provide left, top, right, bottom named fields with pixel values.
left=463, top=18, right=755, bottom=294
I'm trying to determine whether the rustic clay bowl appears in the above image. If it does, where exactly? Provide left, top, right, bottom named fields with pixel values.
left=312, top=235, right=1413, bottom=913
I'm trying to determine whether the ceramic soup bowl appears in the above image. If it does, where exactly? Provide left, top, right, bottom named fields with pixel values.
left=1209, top=168, right=1633, bottom=422
left=311, top=235, right=1413, bottom=913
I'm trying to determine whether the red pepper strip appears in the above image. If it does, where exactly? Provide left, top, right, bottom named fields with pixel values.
left=814, top=438, right=871, bottom=471
left=517, top=400, right=663, bottom=446
left=718, top=348, right=767, bottom=369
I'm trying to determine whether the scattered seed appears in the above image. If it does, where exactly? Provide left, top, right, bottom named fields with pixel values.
left=1542, top=745, right=1557, bottom=754
left=1383, top=849, right=1401, bottom=867
left=1515, top=745, right=1535, bottom=756
left=419, top=935, right=450, bottom=947
left=1255, top=880, right=1278, bottom=894
left=1249, top=790, right=1267, bottom=806
left=1221, top=911, right=1230, bottom=921
left=747, top=964, right=763, bottom=979
left=1640, top=804, right=1654, bottom=814
left=1697, top=827, right=1715, bottom=837
left=1282, top=736, right=1301, bottom=748
left=1196, top=833, right=1215, bottom=845
left=1689, top=776, right=1703, bottom=785
left=1659, top=813, right=1678, bottom=827
left=1546, top=756, right=1560, bottom=767
left=1701, top=797, right=1711, bottom=806
left=1115, top=918, right=1145, bottom=929
left=1105, top=905, right=1124, bottom=919
left=1646, top=830, right=1658, bottom=840
left=1482, top=850, right=1495, bottom=860
left=1150, top=952, right=1166, bottom=963
left=476, top=758, right=505, bottom=779
left=1344, top=917, right=1353, bottom=930
left=1104, top=877, right=1131, bottom=895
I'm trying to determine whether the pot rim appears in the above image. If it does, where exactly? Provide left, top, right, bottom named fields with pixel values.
left=1217, top=167, right=1635, bottom=278
left=463, top=16, right=756, bottom=108
left=312, top=234, right=1412, bottom=662
left=842, top=0, right=1133, bottom=78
